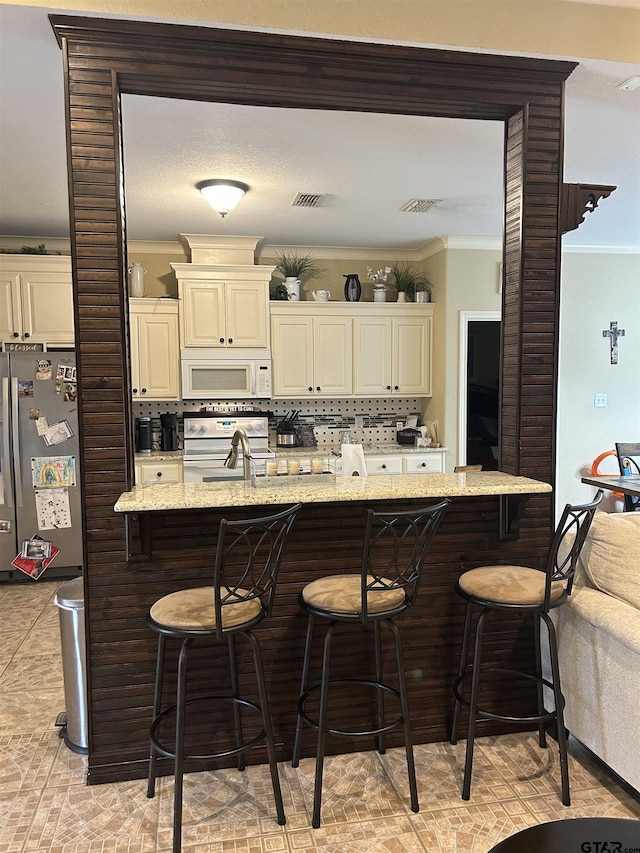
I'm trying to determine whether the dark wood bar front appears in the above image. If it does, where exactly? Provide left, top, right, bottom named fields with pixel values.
left=91, top=475, right=552, bottom=785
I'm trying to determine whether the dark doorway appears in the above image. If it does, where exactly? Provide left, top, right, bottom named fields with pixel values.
left=467, top=320, right=501, bottom=470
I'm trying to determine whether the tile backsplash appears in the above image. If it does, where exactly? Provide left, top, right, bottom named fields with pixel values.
left=133, top=398, right=423, bottom=449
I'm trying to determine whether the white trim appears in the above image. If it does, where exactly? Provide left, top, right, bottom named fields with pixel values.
left=458, top=310, right=501, bottom=468
left=562, top=242, right=640, bottom=254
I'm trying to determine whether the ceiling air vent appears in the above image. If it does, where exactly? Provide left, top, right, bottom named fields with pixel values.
left=399, top=198, right=441, bottom=213
left=291, top=192, right=326, bottom=208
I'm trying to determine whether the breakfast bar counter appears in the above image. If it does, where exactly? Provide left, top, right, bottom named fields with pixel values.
left=89, top=471, right=555, bottom=785
left=115, top=471, right=551, bottom=513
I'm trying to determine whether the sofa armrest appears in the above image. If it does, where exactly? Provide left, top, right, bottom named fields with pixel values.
left=565, top=586, right=640, bottom=655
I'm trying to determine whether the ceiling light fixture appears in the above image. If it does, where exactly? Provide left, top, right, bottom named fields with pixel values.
left=197, top=179, right=249, bottom=218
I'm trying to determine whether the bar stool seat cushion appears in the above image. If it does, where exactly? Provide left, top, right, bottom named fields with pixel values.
left=458, top=566, right=565, bottom=606
left=302, top=574, right=406, bottom=615
left=150, top=586, right=261, bottom=631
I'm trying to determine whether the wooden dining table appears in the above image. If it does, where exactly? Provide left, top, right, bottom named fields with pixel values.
left=581, top=474, right=640, bottom=499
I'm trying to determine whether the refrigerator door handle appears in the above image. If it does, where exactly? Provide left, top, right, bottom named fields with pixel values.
left=2, top=377, right=13, bottom=508
left=11, top=377, right=23, bottom=508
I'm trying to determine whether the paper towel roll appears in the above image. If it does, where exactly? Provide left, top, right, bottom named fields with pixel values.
left=341, top=443, right=367, bottom=477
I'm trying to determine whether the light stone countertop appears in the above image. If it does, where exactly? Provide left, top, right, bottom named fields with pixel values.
left=274, top=444, right=445, bottom=457
left=134, top=450, right=184, bottom=462
left=114, top=471, right=551, bottom=513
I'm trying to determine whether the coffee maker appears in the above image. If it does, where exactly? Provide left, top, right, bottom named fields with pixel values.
left=160, top=413, right=179, bottom=451
left=135, top=417, right=153, bottom=454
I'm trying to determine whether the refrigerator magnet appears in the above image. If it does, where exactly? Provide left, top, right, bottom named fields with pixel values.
left=36, top=358, right=53, bottom=380
left=42, top=420, right=73, bottom=447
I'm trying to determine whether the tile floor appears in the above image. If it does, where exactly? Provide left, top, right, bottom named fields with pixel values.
left=1, top=579, right=639, bottom=852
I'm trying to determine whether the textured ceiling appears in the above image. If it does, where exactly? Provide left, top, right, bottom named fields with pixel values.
left=1, top=4, right=638, bottom=251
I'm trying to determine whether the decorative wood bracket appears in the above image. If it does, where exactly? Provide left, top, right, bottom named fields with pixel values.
left=499, top=494, right=528, bottom=540
left=560, top=183, right=616, bottom=234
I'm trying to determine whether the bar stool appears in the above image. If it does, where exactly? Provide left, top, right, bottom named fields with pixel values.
left=450, top=491, right=603, bottom=805
left=146, top=503, right=302, bottom=853
left=292, top=500, right=450, bottom=827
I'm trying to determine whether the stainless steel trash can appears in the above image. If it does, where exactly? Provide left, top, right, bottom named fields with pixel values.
left=54, top=576, right=88, bottom=753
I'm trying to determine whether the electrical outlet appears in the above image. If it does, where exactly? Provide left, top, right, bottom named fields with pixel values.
left=594, top=393, right=608, bottom=407
left=355, top=416, right=364, bottom=429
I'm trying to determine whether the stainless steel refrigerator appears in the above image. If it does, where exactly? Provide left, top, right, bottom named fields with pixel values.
left=0, top=350, right=83, bottom=581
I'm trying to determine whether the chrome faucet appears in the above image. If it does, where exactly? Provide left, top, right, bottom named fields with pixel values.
left=224, top=428, right=255, bottom=485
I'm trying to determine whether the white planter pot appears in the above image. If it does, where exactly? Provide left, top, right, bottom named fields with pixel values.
left=285, top=277, right=301, bottom=301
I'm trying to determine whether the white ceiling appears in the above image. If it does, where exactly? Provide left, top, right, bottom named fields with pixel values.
left=1, top=4, right=639, bottom=252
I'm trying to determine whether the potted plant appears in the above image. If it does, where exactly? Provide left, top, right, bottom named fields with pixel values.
left=390, top=261, right=432, bottom=302
left=274, top=250, right=319, bottom=300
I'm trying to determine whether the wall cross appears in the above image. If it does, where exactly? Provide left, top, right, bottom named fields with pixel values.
left=602, top=321, right=626, bottom=365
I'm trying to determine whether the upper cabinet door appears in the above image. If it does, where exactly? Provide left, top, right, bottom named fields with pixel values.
left=225, top=282, right=269, bottom=348
left=271, top=316, right=313, bottom=396
left=393, top=316, right=432, bottom=396
left=130, top=298, right=180, bottom=400
left=353, top=317, right=392, bottom=396
left=19, top=273, right=75, bottom=344
left=180, top=280, right=225, bottom=347
left=313, top=317, right=352, bottom=395
left=0, top=274, right=20, bottom=341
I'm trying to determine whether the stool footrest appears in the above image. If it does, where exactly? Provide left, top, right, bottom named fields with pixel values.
left=298, top=678, right=403, bottom=738
left=150, top=694, right=266, bottom=762
left=453, top=667, right=564, bottom=725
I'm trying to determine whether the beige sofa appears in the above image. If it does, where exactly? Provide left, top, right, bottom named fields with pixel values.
left=545, top=511, right=640, bottom=792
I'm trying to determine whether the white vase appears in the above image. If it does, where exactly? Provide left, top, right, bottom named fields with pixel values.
left=397, top=291, right=407, bottom=303
left=285, top=277, right=301, bottom=301
left=373, top=286, right=386, bottom=303
left=128, top=262, right=146, bottom=297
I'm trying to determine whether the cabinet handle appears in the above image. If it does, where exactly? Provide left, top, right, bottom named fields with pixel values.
left=308, top=386, right=313, bottom=392
left=220, top=337, right=225, bottom=344
left=23, top=332, right=30, bottom=339
left=386, top=385, right=391, bottom=390
left=394, top=385, right=399, bottom=391
left=132, top=388, right=138, bottom=394
left=381, top=464, right=387, bottom=469
left=141, top=388, right=147, bottom=394
left=316, top=386, right=321, bottom=392
left=228, top=337, right=233, bottom=344
left=421, top=462, right=426, bottom=467
left=13, top=331, right=20, bottom=338
left=157, top=472, right=162, bottom=478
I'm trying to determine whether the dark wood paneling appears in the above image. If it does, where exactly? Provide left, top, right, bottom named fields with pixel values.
left=51, top=14, right=573, bottom=784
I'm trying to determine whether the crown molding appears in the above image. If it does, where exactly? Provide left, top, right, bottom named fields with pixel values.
left=2, top=235, right=637, bottom=259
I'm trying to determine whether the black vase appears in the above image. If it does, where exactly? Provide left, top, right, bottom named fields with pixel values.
left=343, top=274, right=361, bottom=302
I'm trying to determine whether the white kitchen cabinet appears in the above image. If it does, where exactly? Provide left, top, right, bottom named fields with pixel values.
left=364, top=455, right=403, bottom=475
left=354, top=312, right=432, bottom=397
left=129, top=298, right=180, bottom=400
left=271, top=302, right=433, bottom=399
left=271, top=311, right=352, bottom=397
left=403, top=451, right=445, bottom=473
left=135, top=459, right=183, bottom=485
left=0, top=255, right=74, bottom=344
left=172, top=263, right=274, bottom=349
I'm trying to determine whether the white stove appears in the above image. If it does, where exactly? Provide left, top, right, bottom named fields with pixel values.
left=182, top=410, right=274, bottom=483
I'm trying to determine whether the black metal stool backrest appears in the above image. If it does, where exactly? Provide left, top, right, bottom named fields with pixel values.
left=616, top=442, right=640, bottom=475
left=360, top=499, right=450, bottom=622
left=213, top=503, right=302, bottom=638
left=615, top=443, right=640, bottom=511
left=544, top=490, right=604, bottom=609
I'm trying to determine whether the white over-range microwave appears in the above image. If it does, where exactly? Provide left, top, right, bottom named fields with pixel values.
left=180, top=349, right=272, bottom=399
